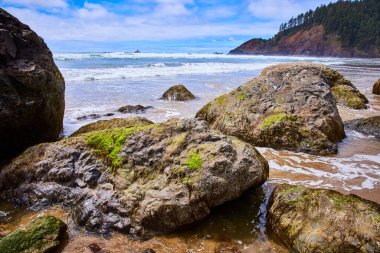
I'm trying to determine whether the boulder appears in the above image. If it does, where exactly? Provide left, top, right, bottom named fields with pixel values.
left=344, top=116, right=380, bottom=138
left=0, top=8, right=65, bottom=159
left=160, top=85, right=195, bottom=101
left=268, top=184, right=380, bottom=253
left=197, top=63, right=345, bottom=155
left=0, top=118, right=268, bottom=237
left=0, top=216, right=67, bottom=253
left=118, top=105, right=153, bottom=114
left=373, top=79, right=380, bottom=95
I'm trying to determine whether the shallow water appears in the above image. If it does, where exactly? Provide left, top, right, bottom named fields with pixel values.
left=1, top=53, right=379, bottom=252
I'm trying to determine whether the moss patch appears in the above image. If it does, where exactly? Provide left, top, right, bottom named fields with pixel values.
left=185, top=149, right=203, bottom=171
left=86, top=126, right=145, bottom=168
left=0, top=216, right=67, bottom=253
left=237, top=93, right=247, bottom=101
left=215, top=94, right=227, bottom=106
left=261, top=113, right=300, bottom=129
left=332, top=85, right=366, bottom=109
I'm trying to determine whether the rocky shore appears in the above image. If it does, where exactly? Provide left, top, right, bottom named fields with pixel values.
left=1, top=7, right=380, bottom=253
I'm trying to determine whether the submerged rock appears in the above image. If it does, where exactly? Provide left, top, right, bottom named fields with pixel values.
left=0, top=117, right=268, bottom=237
left=0, top=8, right=65, bottom=158
left=118, top=105, right=153, bottom=114
left=268, top=184, right=380, bottom=253
left=373, top=79, right=380, bottom=95
left=160, top=85, right=195, bottom=101
left=197, top=63, right=345, bottom=155
left=344, top=116, right=380, bottom=138
left=0, top=216, right=67, bottom=253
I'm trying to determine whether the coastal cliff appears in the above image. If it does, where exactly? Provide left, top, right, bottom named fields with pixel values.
left=230, top=0, right=380, bottom=58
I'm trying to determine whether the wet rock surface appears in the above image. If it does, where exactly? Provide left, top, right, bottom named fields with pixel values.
left=160, top=84, right=195, bottom=101
left=0, top=117, right=268, bottom=237
left=0, top=8, right=65, bottom=158
left=118, top=105, right=153, bottom=114
left=373, top=79, right=380, bottom=95
left=197, top=63, right=346, bottom=155
left=344, top=116, right=380, bottom=138
left=268, top=184, right=380, bottom=253
left=0, top=216, right=67, bottom=253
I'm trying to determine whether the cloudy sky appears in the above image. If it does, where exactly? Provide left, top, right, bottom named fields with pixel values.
left=1, top=0, right=335, bottom=52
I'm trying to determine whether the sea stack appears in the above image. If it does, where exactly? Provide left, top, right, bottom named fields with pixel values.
left=161, top=84, right=195, bottom=101
left=0, top=8, right=65, bottom=158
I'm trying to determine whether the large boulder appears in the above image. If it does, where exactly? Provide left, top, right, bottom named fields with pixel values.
left=344, top=116, right=380, bottom=138
left=197, top=63, right=346, bottom=155
left=373, top=79, right=380, bottom=95
left=0, top=118, right=268, bottom=237
left=160, top=84, right=195, bottom=101
left=268, top=184, right=380, bottom=253
left=0, top=216, right=67, bottom=253
left=0, top=8, right=65, bottom=158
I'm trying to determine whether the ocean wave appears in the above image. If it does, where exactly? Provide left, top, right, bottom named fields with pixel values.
left=53, top=52, right=345, bottom=63
left=60, top=62, right=278, bottom=81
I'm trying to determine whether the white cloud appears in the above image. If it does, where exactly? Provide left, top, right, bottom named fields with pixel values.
left=248, top=0, right=335, bottom=20
left=77, top=2, right=111, bottom=19
left=1, top=0, right=67, bottom=8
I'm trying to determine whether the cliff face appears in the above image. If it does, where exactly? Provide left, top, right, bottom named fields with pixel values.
left=230, top=25, right=380, bottom=57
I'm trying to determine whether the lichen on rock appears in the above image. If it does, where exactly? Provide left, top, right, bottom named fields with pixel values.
left=0, top=117, right=269, bottom=237
left=268, top=184, right=380, bottom=253
left=197, top=63, right=347, bottom=155
left=0, top=216, right=67, bottom=253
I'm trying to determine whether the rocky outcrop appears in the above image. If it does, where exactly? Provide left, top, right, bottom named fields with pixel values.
left=0, top=8, right=65, bottom=158
left=160, top=85, right=195, bottom=101
left=0, top=216, right=67, bottom=253
left=373, top=79, right=380, bottom=95
left=0, top=118, right=268, bottom=237
left=268, top=184, right=380, bottom=253
left=197, top=63, right=346, bottom=155
left=118, top=105, right=153, bottom=114
left=344, top=116, right=380, bottom=138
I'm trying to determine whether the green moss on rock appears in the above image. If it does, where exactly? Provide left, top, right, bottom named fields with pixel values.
left=185, top=149, right=203, bottom=171
left=332, top=85, right=367, bottom=109
left=0, top=216, right=67, bottom=253
left=261, top=113, right=300, bottom=129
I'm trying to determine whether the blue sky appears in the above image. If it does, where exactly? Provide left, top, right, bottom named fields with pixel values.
left=1, top=0, right=335, bottom=52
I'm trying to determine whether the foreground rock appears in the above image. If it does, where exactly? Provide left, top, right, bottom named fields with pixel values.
left=344, top=116, right=380, bottom=138
left=373, top=79, right=380, bottom=95
left=160, top=85, right=195, bottom=101
left=118, top=105, right=153, bottom=114
left=197, top=63, right=346, bottom=155
left=0, top=216, right=67, bottom=253
left=268, top=184, right=380, bottom=253
left=0, top=118, right=268, bottom=237
left=0, top=8, right=65, bottom=158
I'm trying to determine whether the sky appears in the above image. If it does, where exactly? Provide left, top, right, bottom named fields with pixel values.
left=1, top=0, right=335, bottom=52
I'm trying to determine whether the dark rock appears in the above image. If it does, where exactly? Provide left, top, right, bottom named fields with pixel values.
left=77, top=114, right=102, bottom=121
left=0, top=216, right=67, bottom=253
left=118, top=105, right=153, bottom=114
left=197, top=63, right=346, bottom=155
left=142, top=249, right=156, bottom=253
left=373, top=79, right=380, bottom=95
left=0, top=8, right=65, bottom=159
left=88, top=243, right=105, bottom=253
left=0, top=118, right=268, bottom=237
left=344, top=116, right=380, bottom=138
left=160, top=84, right=195, bottom=101
left=268, top=184, right=380, bottom=253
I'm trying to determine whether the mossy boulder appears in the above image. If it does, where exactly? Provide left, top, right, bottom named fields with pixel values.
left=0, top=216, right=67, bottom=253
left=160, top=84, right=195, bottom=101
left=373, top=79, right=380, bottom=95
left=344, top=116, right=380, bottom=138
left=268, top=184, right=380, bottom=253
left=0, top=117, right=268, bottom=237
left=197, top=63, right=346, bottom=155
left=0, top=8, right=65, bottom=159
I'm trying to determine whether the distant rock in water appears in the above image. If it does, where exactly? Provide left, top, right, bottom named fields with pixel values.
left=0, top=117, right=268, bottom=237
left=118, top=105, right=153, bottom=114
left=0, top=216, right=67, bottom=253
left=197, top=63, right=346, bottom=155
left=0, top=8, right=65, bottom=158
left=161, top=85, right=195, bottom=101
left=268, top=184, right=380, bottom=253
left=373, top=79, right=380, bottom=95
left=344, top=116, right=380, bottom=138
